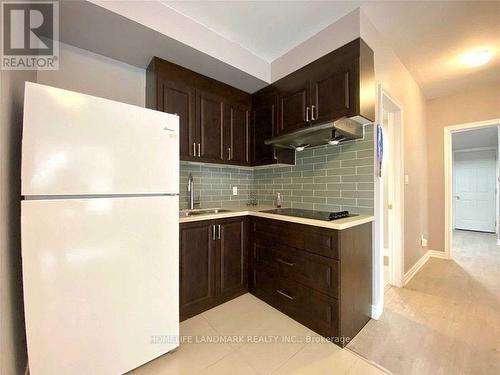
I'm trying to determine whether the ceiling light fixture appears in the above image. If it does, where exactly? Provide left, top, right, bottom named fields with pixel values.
left=461, top=49, right=492, bottom=67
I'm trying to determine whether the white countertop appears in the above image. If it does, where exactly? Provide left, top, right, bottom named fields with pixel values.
left=179, top=205, right=374, bottom=230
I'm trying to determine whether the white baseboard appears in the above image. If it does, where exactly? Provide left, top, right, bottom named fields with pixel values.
left=371, top=301, right=383, bottom=320
left=403, top=251, right=430, bottom=285
left=428, top=249, right=448, bottom=259
left=403, top=249, right=450, bottom=285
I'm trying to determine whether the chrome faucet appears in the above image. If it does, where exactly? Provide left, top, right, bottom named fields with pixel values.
left=187, top=173, right=197, bottom=210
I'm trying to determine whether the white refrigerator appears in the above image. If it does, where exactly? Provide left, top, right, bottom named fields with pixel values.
left=21, top=82, right=180, bottom=375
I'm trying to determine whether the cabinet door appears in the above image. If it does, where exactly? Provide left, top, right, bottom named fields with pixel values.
left=180, top=222, right=217, bottom=320
left=160, top=79, right=196, bottom=160
left=278, top=81, right=310, bottom=134
left=218, top=218, right=247, bottom=299
left=252, top=95, right=277, bottom=165
left=197, top=90, right=224, bottom=163
left=225, top=103, right=250, bottom=165
left=311, top=63, right=355, bottom=124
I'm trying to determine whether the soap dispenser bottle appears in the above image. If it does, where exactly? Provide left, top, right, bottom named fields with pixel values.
left=276, top=192, right=283, bottom=208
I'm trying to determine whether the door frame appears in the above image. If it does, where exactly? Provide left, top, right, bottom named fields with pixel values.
left=444, top=118, right=500, bottom=259
left=452, top=147, right=497, bottom=231
left=373, top=85, right=404, bottom=319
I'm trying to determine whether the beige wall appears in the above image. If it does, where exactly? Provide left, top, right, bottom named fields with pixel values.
left=361, top=11, right=429, bottom=273
left=37, top=42, right=145, bottom=107
left=0, top=70, right=36, bottom=375
left=427, top=81, right=500, bottom=252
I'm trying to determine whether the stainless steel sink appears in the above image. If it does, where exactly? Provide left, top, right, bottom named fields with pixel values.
left=179, top=208, right=232, bottom=218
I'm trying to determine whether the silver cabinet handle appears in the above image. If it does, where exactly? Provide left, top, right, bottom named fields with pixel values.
left=212, top=225, right=216, bottom=240
left=197, top=143, right=201, bottom=157
left=227, top=147, right=231, bottom=160
left=217, top=224, right=221, bottom=240
left=344, top=72, right=350, bottom=108
left=277, top=258, right=295, bottom=267
left=192, top=142, right=196, bottom=156
left=311, top=105, right=316, bottom=120
left=305, top=106, right=310, bottom=122
left=276, top=289, right=294, bottom=300
left=273, top=149, right=278, bottom=160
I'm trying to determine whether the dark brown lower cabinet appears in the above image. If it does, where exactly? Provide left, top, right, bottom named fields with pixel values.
left=179, top=221, right=217, bottom=320
left=218, top=219, right=248, bottom=299
left=179, top=215, right=372, bottom=347
left=250, top=217, right=372, bottom=347
left=180, top=217, right=247, bottom=320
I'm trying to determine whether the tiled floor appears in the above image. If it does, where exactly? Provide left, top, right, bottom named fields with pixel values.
left=131, top=294, right=388, bottom=375
left=348, top=230, right=500, bottom=374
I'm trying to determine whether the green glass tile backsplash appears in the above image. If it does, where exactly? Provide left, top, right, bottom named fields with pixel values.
left=179, top=125, right=374, bottom=215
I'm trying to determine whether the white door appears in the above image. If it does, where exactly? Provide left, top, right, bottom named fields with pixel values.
left=21, top=196, right=179, bottom=375
left=454, top=150, right=497, bottom=232
left=21, top=82, right=179, bottom=196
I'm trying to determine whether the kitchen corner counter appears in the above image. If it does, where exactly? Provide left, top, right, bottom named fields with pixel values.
left=179, top=206, right=374, bottom=230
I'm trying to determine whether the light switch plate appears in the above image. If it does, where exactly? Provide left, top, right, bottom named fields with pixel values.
left=421, top=235, right=428, bottom=247
left=232, top=186, right=238, bottom=195
left=404, top=175, right=409, bottom=185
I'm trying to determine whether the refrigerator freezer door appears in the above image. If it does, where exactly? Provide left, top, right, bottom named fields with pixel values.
left=22, top=82, right=179, bottom=196
left=21, top=196, right=179, bottom=375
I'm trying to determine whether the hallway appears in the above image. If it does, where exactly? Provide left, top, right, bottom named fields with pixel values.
left=348, top=230, right=500, bottom=374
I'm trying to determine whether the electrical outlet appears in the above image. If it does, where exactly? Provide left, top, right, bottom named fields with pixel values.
left=232, top=186, right=238, bottom=195
left=421, top=235, right=428, bottom=248
left=405, top=175, right=409, bottom=185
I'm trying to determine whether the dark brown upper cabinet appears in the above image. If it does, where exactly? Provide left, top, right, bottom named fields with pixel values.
left=157, top=78, right=197, bottom=160
left=310, top=62, right=355, bottom=125
left=224, top=102, right=250, bottom=165
left=269, top=38, right=374, bottom=136
left=251, top=92, right=276, bottom=165
left=146, top=38, right=374, bottom=166
left=197, top=89, right=224, bottom=163
left=277, top=79, right=311, bottom=134
left=146, top=57, right=251, bottom=166
left=251, top=91, right=295, bottom=166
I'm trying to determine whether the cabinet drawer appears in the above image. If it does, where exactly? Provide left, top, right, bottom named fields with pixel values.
left=253, top=264, right=339, bottom=339
left=253, top=239, right=339, bottom=298
left=252, top=218, right=339, bottom=259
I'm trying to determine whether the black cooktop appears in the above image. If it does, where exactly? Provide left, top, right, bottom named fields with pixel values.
left=262, top=208, right=357, bottom=221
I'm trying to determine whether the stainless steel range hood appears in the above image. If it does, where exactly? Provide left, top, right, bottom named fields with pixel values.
left=264, top=116, right=369, bottom=150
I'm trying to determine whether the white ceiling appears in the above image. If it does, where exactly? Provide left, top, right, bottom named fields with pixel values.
left=161, top=1, right=363, bottom=62
left=362, top=1, right=500, bottom=99
left=162, top=0, right=500, bottom=98
left=452, top=127, right=498, bottom=150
